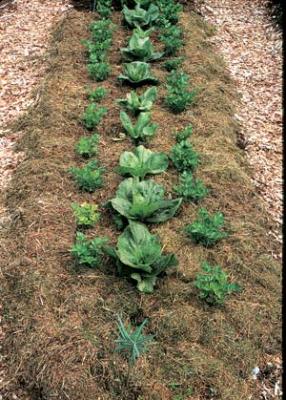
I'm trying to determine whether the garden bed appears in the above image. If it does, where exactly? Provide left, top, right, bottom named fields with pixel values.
left=0, top=3, right=281, bottom=400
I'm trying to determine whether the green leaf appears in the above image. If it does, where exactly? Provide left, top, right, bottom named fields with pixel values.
left=117, top=87, right=157, bottom=114
left=121, top=30, right=163, bottom=62
left=120, top=111, right=157, bottom=141
left=118, top=62, right=159, bottom=86
left=123, top=3, right=159, bottom=28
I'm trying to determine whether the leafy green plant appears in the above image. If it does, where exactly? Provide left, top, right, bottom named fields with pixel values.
left=165, top=71, right=196, bottom=113
left=96, top=0, right=113, bottom=17
left=105, top=221, right=178, bottom=292
left=194, top=262, right=241, bottom=305
left=133, top=25, right=155, bottom=38
left=82, top=104, right=107, bottom=130
left=123, top=3, right=159, bottom=28
left=71, top=202, right=100, bottom=227
left=120, top=111, right=157, bottom=141
left=118, top=145, right=168, bottom=178
left=71, top=232, right=107, bottom=267
left=170, top=140, right=199, bottom=172
left=87, top=87, right=107, bottom=102
left=184, top=208, right=229, bottom=246
left=159, top=24, right=183, bottom=56
left=69, top=160, right=105, bottom=192
left=117, top=87, right=157, bottom=114
left=163, top=57, right=184, bottom=72
left=175, top=125, right=192, bottom=142
left=118, top=62, right=159, bottom=85
left=115, top=316, right=153, bottom=363
left=156, top=0, right=183, bottom=25
left=75, top=134, right=100, bottom=158
left=174, top=171, right=208, bottom=203
left=121, top=31, right=163, bottom=62
left=89, top=18, right=113, bottom=42
left=110, top=177, right=182, bottom=223
left=87, top=62, right=111, bottom=81
left=83, top=39, right=112, bottom=63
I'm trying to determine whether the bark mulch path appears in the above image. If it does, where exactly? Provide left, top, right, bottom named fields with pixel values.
left=196, top=0, right=283, bottom=259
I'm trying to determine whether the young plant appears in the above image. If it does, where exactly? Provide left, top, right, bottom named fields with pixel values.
left=105, top=221, right=178, bottom=293
left=69, top=160, right=105, bottom=192
left=115, top=316, right=153, bottom=364
left=174, top=172, right=208, bottom=203
left=83, top=39, right=112, bottom=63
left=120, top=111, right=157, bottom=141
left=87, top=87, right=107, bottom=102
left=170, top=140, right=199, bottom=172
left=121, top=31, right=163, bottom=62
left=159, top=24, right=184, bottom=56
left=71, top=203, right=100, bottom=227
left=96, top=0, right=113, bottom=18
left=110, top=177, right=182, bottom=223
left=163, top=57, right=184, bottom=72
left=123, top=3, right=159, bottom=28
left=75, top=134, right=100, bottom=158
left=184, top=208, right=228, bottom=246
left=165, top=71, right=196, bottom=113
left=118, top=145, right=169, bottom=178
left=87, top=62, right=111, bottom=81
left=117, top=87, right=157, bottom=114
left=156, top=0, right=183, bottom=25
left=194, top=262, right=241, bottom=305
left=71, top=232, right=108, bottom=267
left=89, top=18, right=113, bottom=42
left=82, top=104, right=107, bottom=130
left=175, top=125, right=193, bottom=143
left=118, top=62, right=159, bottom=86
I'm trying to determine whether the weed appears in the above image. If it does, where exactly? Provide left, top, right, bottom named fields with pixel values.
left=71, top=232, right=108, bottom=267
left=82, top=104, right=107, bottom=130
left=184, top=208, right=228, bottom=247
left=75, top=134, right=100, bottom=158
left=170, top=140, right=199, bottom=172
left=174, top=171, right=208, bottom=203
left=69, top=160, right=105, bottom=192
left=195, top=262, right=241, bottom=305
left=71, top=203, right=100, bottom=227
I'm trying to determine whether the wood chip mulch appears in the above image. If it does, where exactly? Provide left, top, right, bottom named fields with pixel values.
left=196, top=0, right=282, bottom=259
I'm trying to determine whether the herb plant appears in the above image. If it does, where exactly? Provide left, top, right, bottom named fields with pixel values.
left=87, top=87, right=107, bottom=102
left=69, top=160, right=105, bottom=192
left=89, top=19, right=113, bottom=42
left=174, top=172, right=208, bottom=203
left=75, top=134, right=100, bottom=158
left=184, top=208, right=228, bottom=246
left=165, top=71, right=196, bottom=113
left=118, top=62, right=159, bottom=85
left=156, top=0, right=183, bottom=26
left=159, top=24, right=184, bottom=56
left=120, top=111, right=157, bottom=141
left=71, top=203, right=100, bottom=227
left=175, top=125, right=192, bottom=142
left=118, top=145, right=168, bottom=178
left=110, top=177, right=182, bottom=223
left=87, top=62, right=111, bottom=81
left=170, top=140, right=199, bottom=172
left=71, top=232, right=108, bottom=267
left=117, top=87, right=157, bottom=114
left=105, top=221, right=178, bottom=293
left=82, top=104, right=107, bottom=130
left=115, top=317, right=153, bottom=364
left=163, top=57, right=184, bottom=72
left=96, top=0, right=113, bottom=18
left=195, top=262, right=241, bottom=305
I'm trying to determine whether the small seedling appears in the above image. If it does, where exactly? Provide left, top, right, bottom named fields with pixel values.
left=115, top=316, right=153, bottom=364
left=174, top=171, right=208, bottom=203
left=163, top=57, right=184, bottom=72
left=89, top=18, right=113, bottom=42
left=87, top=87, right=107, bottom=102
left=96, top=0, right=113, bottom=18
left=71, top=203, right=100, bottom=227
left=184, top=208, right=228, bottom=246
left=69, top=160, right=105, bottom=192
left=194, top=262, right=241, bottom=305
left=75, top=134, right=100, bottom=158
left=170, top=140, right=199, bottom=172
left=82, top=104, right=107, bottom=130
left=165, top=71, right=196, bottom=113
left=159, top=24, right=184, bottom=56
left=71, top=231, right=108, bottom=267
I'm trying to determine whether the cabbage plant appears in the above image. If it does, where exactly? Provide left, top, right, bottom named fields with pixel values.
left=118, top=145, right=169, bottom=178
left=110, top=177, right=182, bottom=223
left=120, top=111, right=157, bottom=141
left=117, top=87, right=157, bottom=114
left=121, top=31, right=163, bottom=62
left=105, top=221, right=178, bottom=293
left=118, top=62, right=159, bottom=85
left=123, top=3, right=159, bottom=28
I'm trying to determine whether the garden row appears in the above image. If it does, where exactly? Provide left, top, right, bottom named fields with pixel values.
left=69, top=0, right=241, bottom=304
